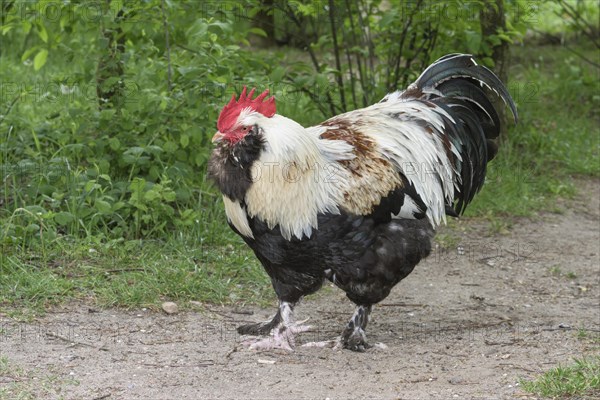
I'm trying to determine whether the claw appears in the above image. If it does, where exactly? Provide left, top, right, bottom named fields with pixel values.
left=302, top=338, right=341, bottom=349
left=242, top=321, right=312, bottom=352
left=246, top=334, right=294, bottom=352
left=287, top=322, right=313, bottom=334
left=239, top=301, right=313, bottom=351
left=295, top=317, right=310, bottom=325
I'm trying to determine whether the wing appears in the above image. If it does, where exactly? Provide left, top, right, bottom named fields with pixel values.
left=317, top=102, right=454, bottom=226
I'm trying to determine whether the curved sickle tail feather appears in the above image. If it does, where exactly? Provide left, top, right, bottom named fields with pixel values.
left=413, top=53, right=518, bottom=125
left=407, top=53, right=518, bottom=215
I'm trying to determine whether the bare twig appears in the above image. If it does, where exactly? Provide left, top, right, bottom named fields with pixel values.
left=357, top=0, right=376, bottom=92
left=564, top=45, right=600, bottom=68
left=328, top=0, right=346, bottom=111
left=142, top=361, right=214, bottom=368
left=283, top=79, right=331, bottom=116
left=557, top=0, right=600, bottom=48
left=484, top=338, right=523, bottom=346
left=231, top=309, right=254, bottom=315
left=340, top=15, right=358, bottom=109
left=225, top=344, right=240, bottom=359
left=92, top=394, right=112, bottom=400
left=391, top=0, right=424, bottom=91
left=495, top=363, right=540, bottom=373
left=344, top=0, right=368, bottom=107
left=530, top=28, right=600, bottom=68
left=46, top=331, right=108, bottom=351
left=379, top=302, right=426, bottom=307
left=206, top=307, right=235, bottom=319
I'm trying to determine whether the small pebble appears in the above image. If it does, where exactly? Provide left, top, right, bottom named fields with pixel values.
left=162, top=302, right=179, bottom=314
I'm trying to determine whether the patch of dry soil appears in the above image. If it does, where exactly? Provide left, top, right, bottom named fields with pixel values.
left=1, top=179, right=599, bottom=400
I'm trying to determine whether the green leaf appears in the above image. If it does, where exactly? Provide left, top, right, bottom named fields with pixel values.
left=482, top=57, right=495, bottom=68
left=180, top=134, right=189, bottom=148
left=22, top=20, right=32, bottom=34
left=497, top=33, right=512, bottom=42
left=26, top=224, right=40, bottom=233
left=95, top=200, right=112, bottom=214
left=100, top=109, right=116, bottom=121
left=163, top=141, right=178, bottom=153
left=488, top=35, right=502, bottom=46
left=163, top=191, right=177, bottom=202
left=37, top=22, right=48, bottom=43
left=100, top=76, right=120, bottom=90
left=109, top=137, right=121, bottom=151
left=54, top=212, right=75, bottom=226
left=60, top=13, right=70, bottom=30
left=129, top=178, right=147, bottom=193
left=465, top=31, right=482, bottom=54
left=144, top=189, right=161, bottom=202
left=270, top=66, right=286, bottom=82
left=21, top=46, right=39, bottom=62
left=112, top=201, right=126, bottom=211
left=34, top=49, right=48, bottom=70
left=249, top=27, right=267, bottom=37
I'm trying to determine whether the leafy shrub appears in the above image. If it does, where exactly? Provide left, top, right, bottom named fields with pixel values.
left=1, top=1, right=271, bottom=245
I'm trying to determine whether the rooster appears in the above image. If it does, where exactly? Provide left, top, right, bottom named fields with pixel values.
left=208, top=54, right=517, bottom=351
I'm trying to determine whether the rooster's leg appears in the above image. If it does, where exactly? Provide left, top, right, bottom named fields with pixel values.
left=303, top=304, right=373, bottom=351
left=340, top=304, right=372, bottom=351
left=241, top=301, right=312, bottom=351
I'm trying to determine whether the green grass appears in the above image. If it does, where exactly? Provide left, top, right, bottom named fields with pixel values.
left=1, top=234, right=273, bottom=316
left=520, top=357, right=600, bottom=398
left=548, top=265, right=578, bottom=280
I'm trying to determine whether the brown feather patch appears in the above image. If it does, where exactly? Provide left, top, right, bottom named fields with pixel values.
left=399, top=86, right=423, bottom=100
left=320, top=118, right=403, bottom=215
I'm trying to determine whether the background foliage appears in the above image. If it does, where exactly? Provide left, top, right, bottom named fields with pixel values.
left=0, top=0, right=598, bottom=310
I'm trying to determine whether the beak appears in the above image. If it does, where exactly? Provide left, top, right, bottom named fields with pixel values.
left=212, top=132, right=225, bottom=143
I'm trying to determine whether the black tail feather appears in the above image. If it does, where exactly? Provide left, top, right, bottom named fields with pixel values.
left=435, top=78, right=501, bottom=139
left=409, top=53, right=517, bottom=215
left=414, top=53, right=518, bottom=124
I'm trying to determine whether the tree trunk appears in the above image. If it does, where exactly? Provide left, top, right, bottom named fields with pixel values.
left=480, top=0, right=510, bottom=136
left=252, top=0, right=276, bottom=46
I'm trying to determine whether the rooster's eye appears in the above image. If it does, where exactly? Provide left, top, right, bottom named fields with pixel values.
left=242, top=126, right=248, bottom=131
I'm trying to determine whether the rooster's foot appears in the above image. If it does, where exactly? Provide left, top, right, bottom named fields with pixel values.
left=243, top=320, right=312, bottom=351
left=342, top=327, right=371, bottom=352
left=241, top=301, right=311, bottom=351
left=340, top=304, right=373, bottom=352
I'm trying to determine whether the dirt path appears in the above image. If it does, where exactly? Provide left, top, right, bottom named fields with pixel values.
left=1, top=179, right=599, bottom=400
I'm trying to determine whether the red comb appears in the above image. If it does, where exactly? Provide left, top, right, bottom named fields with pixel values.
left=217, top=86, right=276, bottom=132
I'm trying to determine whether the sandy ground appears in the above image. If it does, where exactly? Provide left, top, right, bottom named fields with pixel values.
left=1, top=179, right=599, bottom=400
